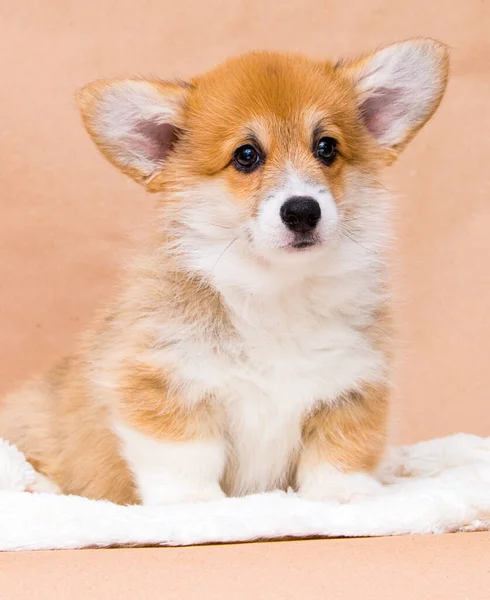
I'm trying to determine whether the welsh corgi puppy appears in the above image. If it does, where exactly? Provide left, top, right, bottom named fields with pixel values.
left=0, top=39, right=449, bottom=505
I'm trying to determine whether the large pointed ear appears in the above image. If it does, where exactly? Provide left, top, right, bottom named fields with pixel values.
left=338, top=39, right=449, bottom=158
left=78, top=79, right=190, bottom=185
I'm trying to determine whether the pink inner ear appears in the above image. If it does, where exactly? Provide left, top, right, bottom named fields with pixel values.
left=132, top=121, right=178, bottom=163
left=359, top=86, right=406, bottom=140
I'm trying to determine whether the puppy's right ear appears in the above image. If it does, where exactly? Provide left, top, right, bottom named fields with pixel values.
left=78, top=79, right=190, bottom=185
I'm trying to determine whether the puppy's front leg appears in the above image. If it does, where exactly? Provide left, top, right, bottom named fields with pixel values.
left=113, top=366, right=226, bottom=505
left=297, top=384, right=389, bottom=503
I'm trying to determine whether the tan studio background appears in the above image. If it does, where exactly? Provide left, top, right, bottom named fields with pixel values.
left=0, top=2, right=489, bottom=598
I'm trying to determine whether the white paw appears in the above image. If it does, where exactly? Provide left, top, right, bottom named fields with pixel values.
left=141, top=481, right=226, bottom=505
left=27, top=472, right=61, bottom=494
left=298, top=464, right=383, bottom=503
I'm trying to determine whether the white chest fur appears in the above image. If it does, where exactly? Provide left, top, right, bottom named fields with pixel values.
left=221, top=324, right=380, bottom=494
left=224, top=304, right=381, bottom=493
left=166, top=268, right=384, bottom=496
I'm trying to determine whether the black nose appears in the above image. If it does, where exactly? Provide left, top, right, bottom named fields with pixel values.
left=280, top=196, right=321, bottom=233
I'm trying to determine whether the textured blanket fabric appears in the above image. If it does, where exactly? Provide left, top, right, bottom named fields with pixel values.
left=0, top=433, right=489, bottom=551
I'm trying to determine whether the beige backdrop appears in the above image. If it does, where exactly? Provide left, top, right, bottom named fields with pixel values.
left=1, top=0, right=489, bottom=448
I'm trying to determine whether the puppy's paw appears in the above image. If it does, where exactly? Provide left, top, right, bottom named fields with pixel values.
left=298, top=464, right=383, bottom=503
left=27, top=471, right=61, bottom=494
left=142, top=481, right=225, bottom=505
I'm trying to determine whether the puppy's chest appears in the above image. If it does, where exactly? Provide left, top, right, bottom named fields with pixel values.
left=221, top=308, right=378, bottom=493
left=177, top=299, right=379, bottom=415
left=217, top=306, right=376, bottom=404
left=224, top=322, right=353, bottom=406
left=166, top=298, right=380, bottom=494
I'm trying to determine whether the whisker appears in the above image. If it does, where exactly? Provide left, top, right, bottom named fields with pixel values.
left=207, top=222, right=233, bottom=230
left=211, top=237, right=239, bottom=273
left=367, top=177, right=391, bottom=193
left=341, top=230, right=378, bottom=255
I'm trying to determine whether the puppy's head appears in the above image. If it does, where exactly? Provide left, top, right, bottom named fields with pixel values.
left=79, top=39, right=448, bottom=286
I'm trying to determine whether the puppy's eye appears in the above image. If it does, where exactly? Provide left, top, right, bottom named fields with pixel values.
left=315, top=137, right=338, bottom=166
left=233, top=144, right=261, bottom=172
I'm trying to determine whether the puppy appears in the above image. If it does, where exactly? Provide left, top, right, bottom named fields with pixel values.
left=0, top=39, right=449, bottom=505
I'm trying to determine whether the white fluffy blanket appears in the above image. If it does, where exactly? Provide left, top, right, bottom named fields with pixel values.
left=1, top=433, right=489, bottom=551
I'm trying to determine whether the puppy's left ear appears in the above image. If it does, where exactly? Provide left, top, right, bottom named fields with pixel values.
left=339, top=38, right=449, bottom=159
left=78, top=79, right=190, bottom=185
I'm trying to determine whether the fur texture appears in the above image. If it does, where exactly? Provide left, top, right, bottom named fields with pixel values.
left=0, top=39, right=449, bottom=505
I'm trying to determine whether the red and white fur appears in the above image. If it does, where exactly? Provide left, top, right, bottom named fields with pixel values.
left=0, top=39, right=449, bottom=505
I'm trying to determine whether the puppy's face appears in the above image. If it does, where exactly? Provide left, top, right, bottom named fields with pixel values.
left=172, top=56, right=376, bottom=263
left=79, top=40, right=448, bottom=282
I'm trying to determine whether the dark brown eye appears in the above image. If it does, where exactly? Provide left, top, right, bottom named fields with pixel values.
left=315, top=137, right=338, bottom=166
left=233, top=144, right=261, bottom=172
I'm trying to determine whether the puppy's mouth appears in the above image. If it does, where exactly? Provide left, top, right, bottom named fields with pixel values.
left=285, top=233, right=322, bottom=251
left=291, top=239, right=316, bottom=249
